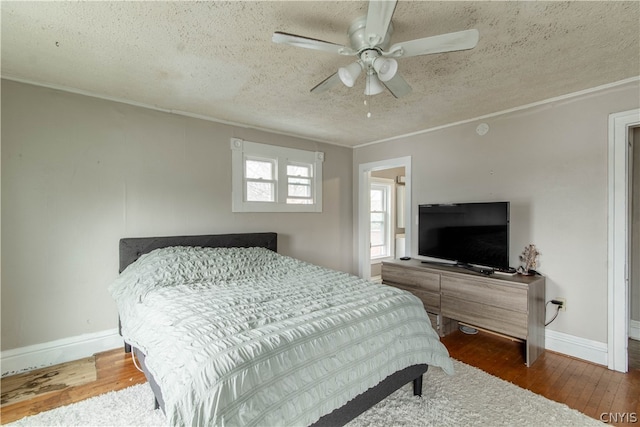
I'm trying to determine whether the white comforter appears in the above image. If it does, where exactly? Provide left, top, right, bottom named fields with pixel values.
left=109, top=247, right=454, bottom=426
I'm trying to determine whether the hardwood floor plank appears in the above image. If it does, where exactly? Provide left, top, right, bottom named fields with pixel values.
left=561, top=360, right=590, bottom=410
left=629, top=339, right=640, bottom=370
left=574, top=361, right=605, bottom=415
left=609, top=372, right=640, bottom=426
left=595, top=373, right=621, bottom=417
left=536, top=352, right=570, bottom=397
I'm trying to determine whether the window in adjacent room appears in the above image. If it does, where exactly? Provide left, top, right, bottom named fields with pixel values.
left=231, top=138, right=323, bottom=212
left=370, top=178, right=394, bottom=259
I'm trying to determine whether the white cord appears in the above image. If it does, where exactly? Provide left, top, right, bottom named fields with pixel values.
left=131, top=348, right=144, bottom=373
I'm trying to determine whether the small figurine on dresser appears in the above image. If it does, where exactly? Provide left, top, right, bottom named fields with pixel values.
left=517, top=244, right=540, bottom=275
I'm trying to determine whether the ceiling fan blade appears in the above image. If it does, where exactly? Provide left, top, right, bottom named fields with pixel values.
left=382, top=73, right=412, bottom=98
left=272, top=32, right=355, bottom=56
left=365, top=0, right=397, bottom=46
left=386, top=29, right=479, bottom=58
left=310, top=72, right=342, bottom=94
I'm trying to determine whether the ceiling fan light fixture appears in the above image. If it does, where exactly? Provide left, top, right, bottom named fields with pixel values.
left=364, top=72, right=385, bottom=96
left=372, top=57, right=398, bottom=82
left=338, top=61, right=363, bottom=87
left=273, top=1, right=479, bottom=98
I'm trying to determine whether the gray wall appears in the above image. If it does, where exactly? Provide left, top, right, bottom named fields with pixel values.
left=1, top=80, right=353, bottom=351
left=353, top=81, right=640, bottom=344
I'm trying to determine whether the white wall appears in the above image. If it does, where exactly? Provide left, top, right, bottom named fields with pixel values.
left=353, top=80, right=640, bottom=345
left=1, top=80, right=353, bottom=352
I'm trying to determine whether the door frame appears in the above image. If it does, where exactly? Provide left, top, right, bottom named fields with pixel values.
left=608, top=108, right=640, bottom=372
left=358, top=156, right=412, bottom=279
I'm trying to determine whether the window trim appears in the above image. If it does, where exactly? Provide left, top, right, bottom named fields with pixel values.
left=231, top=138, right=323, bottom=213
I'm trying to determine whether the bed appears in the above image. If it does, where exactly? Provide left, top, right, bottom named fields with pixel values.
left=110, top=232, right=453, bottom=426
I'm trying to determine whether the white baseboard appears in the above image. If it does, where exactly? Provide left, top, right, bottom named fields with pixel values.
left=630, top=319, right=640, bottom=341
left=545, top=329, right=608, bottom=366
left=1, top=329, right=123, bottom=377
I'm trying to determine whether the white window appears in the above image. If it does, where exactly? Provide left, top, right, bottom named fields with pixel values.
left=286, top=162, right=314, bottom=205
left=231, top=139, right=323, bottom=212
left=245, top=157, right=277, bottom=202
left=370, top=178, right=394, bottom=259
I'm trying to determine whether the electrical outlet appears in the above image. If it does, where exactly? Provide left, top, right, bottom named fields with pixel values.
left=556, top=297, right=566, bottom=312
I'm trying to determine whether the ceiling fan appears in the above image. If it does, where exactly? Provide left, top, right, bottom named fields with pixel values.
left=272, top=0, right=479, bottom=98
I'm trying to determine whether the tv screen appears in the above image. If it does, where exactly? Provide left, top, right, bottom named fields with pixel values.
left=418, top=202, right=510, bottom=270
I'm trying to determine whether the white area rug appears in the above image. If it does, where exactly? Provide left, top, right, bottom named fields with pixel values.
left=7, top=360, right=603, bottom=426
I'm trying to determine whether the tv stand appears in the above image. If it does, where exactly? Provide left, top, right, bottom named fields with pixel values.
left=382, top=259, right=545, bottom=366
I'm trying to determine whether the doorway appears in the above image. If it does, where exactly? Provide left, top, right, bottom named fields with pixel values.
left=629, top=126, right=639, bottom=370
left=358, top=157, right=412, bottom=279
left=609, top=109, right=640, bottom=373
left=369, top=167, right=406, bottom=281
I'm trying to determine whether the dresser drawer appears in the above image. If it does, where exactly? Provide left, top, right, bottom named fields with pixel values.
left=441, top=295, right=528, bottom=339
left=387, top=282, right=440, bottom=312
left=441, top=275, right=528, bottom=312
left=382, top=264, right=440, bottom=293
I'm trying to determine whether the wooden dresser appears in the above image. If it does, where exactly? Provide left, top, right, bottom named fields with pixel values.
left=382, top=259, right=546, bottom=366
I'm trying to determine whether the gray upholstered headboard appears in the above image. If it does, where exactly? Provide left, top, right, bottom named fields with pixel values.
left=119, top=232, right=278, bottom=273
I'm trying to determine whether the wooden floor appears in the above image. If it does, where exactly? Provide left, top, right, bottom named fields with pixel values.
left=441, top=331, right=640, bottom=426
left=629, top=337, right=640, bottom=371
left=1, top=348, right=146, bottom=424
left=1, top=333, right=639, bottom=425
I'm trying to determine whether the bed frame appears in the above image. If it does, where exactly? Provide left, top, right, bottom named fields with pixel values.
left=117, top=232, right=428, bottom=426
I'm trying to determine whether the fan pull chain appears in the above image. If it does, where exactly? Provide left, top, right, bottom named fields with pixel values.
left=364, top=71, right=371, bottom=118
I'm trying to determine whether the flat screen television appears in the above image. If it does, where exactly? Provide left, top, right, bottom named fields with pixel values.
left=418, top=202, right=510, bottom=270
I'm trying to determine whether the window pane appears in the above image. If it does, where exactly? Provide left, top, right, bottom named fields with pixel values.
left=287, top=164, right=310, bottom=177
left=287, top=166, right=313, bottom=204
left=371, top=221, right=385, bottom=245
left=288, top=181, right=310, bottom=196
left=246, top=181, right=274, bottom=202
left=245, top=159, right=273, bottom=179
left=371, top=212, right=385, bottom=222
left=371, top=246, right=385, bottom=258
left=371, top=189, right=383, bottom=211
left=288, top=184, right=311, bottom=197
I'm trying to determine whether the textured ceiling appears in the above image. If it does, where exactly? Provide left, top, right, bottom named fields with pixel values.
left=2, top=1, right=639, bottom=147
